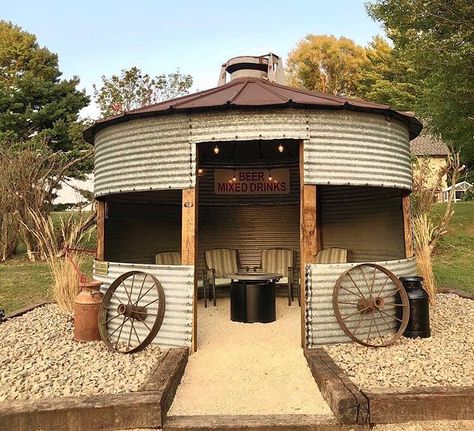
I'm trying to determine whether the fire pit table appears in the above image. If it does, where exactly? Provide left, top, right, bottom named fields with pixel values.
left=225, top=272, right=282, bottom=323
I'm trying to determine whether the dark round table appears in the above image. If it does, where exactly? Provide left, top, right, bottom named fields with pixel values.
left=225, top=272, right=282, bottom=323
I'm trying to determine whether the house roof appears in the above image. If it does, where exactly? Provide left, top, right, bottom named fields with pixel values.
left=84, top=77, right=422, bottom=143
left=410, top=134, right=449, bottom=156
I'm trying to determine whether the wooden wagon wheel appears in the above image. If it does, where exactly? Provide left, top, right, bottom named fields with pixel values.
left=333, top=264, right=409, bottom=347
left=99, top=271, right=165, bottom=353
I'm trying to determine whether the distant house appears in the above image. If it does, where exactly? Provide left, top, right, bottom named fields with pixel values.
left=410, top=134, right=449, bottom=202
left=442, top=181, right=473, bottom=202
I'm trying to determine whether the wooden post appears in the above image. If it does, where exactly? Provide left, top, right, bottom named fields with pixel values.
left=402, top=193, right=414, bottom=258
left=96, top=200, right=105, bottom=261
left=299, top=141, right=319, bottom=348
left=181, top=188, right=198, bottom=352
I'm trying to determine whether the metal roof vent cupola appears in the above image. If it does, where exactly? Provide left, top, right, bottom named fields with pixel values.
left=218, top=53, right=286, bottom=85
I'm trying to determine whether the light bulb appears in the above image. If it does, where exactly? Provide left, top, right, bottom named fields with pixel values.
left=268, top=171, right=272, bottom=181
left=278, top=143, right=284, bottom=153
left=213, top=144, right=220, bottom=154
left=232, top=174, right=237, bottom=182
left=197, top=168, right=203, bottom=175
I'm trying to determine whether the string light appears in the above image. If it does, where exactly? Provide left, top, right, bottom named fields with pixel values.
left=268, top=169, right=272, bottom=181
left=278, top=143, right=284, bottom=153
left=232, top=171, right=237, bottom=182
left=197, top=168, right=204, bottom=176
left=213, top=144, right=220, bottom=155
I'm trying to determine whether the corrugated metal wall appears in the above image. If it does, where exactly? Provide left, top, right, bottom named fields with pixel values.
left=94, top=115, right=195, bottom=197
left=197, top=205, right=300, bottom=275
left=305, top=257, right=417, bottom=347
left=94, top=108, right=412, bottom=198
left=320, top=186, right=405, bottom=261
left=305, top=111, right=411, bottom=189
left=94, top=262, right=194, bottom=348
left=189, top=110, right=310, bottom=143
left=105, top=201, right=181, bottom=264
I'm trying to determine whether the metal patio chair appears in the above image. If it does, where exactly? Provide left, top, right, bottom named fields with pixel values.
left=155, top=251, right=181, bottom=265
left=204, top=248, right=240, bottom=307
left=260, top=248, right=296, bottom=306
left=315, top=247, right=348, bottom=264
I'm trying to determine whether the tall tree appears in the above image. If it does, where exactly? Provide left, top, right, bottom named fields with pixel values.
left=286, top=35, right=368, bottom=96
left=93, top=67, right=193, bottom=118
left=367, top=0, right=474, bottom=162
left=0, top=21, right=90, bottom=162
left=357, top=36, right=419, bottom=111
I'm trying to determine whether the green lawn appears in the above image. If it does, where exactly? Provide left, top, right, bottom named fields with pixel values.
left=0, top=258, right=52, bottom=313
left=432, top=201, right=474, bottom=294
left=0, top=211, right=96, bottom=314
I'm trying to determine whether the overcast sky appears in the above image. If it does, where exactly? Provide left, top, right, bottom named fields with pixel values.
left=1, top=0, right=384, bottom=118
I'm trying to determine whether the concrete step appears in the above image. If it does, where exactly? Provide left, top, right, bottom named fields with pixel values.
left=164, top=414, right=368, bottom=431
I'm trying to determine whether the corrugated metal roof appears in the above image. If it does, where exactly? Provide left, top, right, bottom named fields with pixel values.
left=84, top=78, right=422, bottom=142
left=410, top=133, right=449, bottom=156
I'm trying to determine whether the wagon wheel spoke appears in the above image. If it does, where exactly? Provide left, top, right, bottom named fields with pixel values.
left=338, top=285, right=365, bottom=299
left=358, top=266, right=371, bottom=292
left=99, top=271, right=166, bottom=354
left=377, top=310, right=392, bottom=329
left=369, top=266, right=377, bottom=295
left=375, top=274, right=391, bottom=298
left=351, top=311, right=366, bottom=337
left=347, top=273, right=368, bottom=299
left=378, top=308, right=404, bottom=323
left=340, top=305, right=371, bottom=321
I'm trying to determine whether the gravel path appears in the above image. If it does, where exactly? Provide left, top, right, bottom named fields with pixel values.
left=325, top=294, right=474, bottom=389
left=169, top=298, right=332, bottom=416
left=0, top=304, right=162, bottom=401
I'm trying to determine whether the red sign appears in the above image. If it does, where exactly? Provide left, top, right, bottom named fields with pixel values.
left=214, top=169, right=290, bottom=195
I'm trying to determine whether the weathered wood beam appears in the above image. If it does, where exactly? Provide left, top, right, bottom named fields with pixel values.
left=299, top=141, right=319, bottom=347
left=402, top=194, right=414, bottom=258
left=181, top=188, right=198, bottom=352
left=96, top=200, right=105, bottom=261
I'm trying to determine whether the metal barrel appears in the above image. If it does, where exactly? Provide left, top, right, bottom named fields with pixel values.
left=399, top=276, right=431, bottom=338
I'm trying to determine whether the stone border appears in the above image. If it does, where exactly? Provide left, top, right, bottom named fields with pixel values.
left=0, top=304, right=188, bottom=431
left=305, top=347, right=474, bottom=425
left=304, top=349, right=369, bottom=425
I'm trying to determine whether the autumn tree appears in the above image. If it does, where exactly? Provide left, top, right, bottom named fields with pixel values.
left=286, top=35, right=368, bottom=96
left=0, top=21, right=90, bottom=169
left=357, top=36, right=419, bottom=111
left=367, top=0, right=474, bottom=164
left=93, top=67, right=193, bottom=118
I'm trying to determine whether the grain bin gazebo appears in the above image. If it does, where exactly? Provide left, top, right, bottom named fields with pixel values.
left=84, top=53, right=422, bottom=352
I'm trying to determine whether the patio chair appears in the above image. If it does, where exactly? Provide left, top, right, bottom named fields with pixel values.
left=204, top=248, right=240, bottom=307
left=315, top=247, right=348, bottom=264
left=155, top=251, right=181, bottom=265
left=260, top=248, right=296, bottom=306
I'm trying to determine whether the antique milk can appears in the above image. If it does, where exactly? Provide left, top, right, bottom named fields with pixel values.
left=74, top=280, right=103, bottom=342
left=399, top=276, right=431, bottom=338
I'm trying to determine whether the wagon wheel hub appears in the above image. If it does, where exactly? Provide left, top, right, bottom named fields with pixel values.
left=116, top=303, right=148, bottom=322
left=357, top=296, right=385, bottom=313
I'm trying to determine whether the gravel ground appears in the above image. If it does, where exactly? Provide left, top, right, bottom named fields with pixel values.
left=325, top=294, right=474, bottom=389
left=0, top=304, right=162, bottom=401
left=169, top=298, right=332, bottom=416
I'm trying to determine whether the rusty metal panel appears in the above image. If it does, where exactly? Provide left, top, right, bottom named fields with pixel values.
left=189, top=110, right=310, bottom=143
left=305, top=257, right=417, bottom=347
left=305, top=111, right=412, bottom=190
left=94, top=116, right=194, bottom=197
left=94, top=261, right=194, bottom=348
